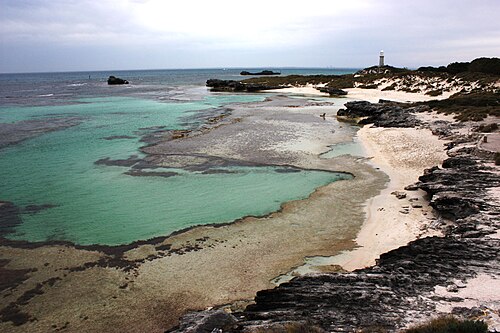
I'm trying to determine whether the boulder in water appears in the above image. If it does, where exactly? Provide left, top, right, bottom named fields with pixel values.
left=107, top=76, right=129, bottom=85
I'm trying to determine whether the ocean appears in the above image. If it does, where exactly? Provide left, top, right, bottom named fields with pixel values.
left=0, top=68, right=358, bottom=246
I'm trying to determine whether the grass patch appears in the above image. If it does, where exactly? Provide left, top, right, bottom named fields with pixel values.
left=405, top=316, right=487, bottom=333
left=426, top=89, right=443, bottom=96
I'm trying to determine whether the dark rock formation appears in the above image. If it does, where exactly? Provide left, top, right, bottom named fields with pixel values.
left=318, top=87, right=348, bottom=96
left=206, top=79, right=246, bottom=92
left=171, top=310, right=238, bottom=333
left=107, top=76, right=129, bottom=85
left=206, top=79, right=282, bottom=92
left=415, top=155, right=499, bottom=223
left=337, top=101, right=426, bottom=127
left=240, top=70, right=281, bottom=76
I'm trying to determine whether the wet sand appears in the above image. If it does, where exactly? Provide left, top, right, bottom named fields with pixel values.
left=0, top=96, right=387, bottom=333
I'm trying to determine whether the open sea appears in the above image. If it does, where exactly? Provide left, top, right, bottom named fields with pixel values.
left=0, top=68, right=358, bottom=245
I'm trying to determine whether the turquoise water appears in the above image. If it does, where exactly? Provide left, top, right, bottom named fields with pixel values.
left=321, top=138, right=365, bottom=158
left=0, top=96, right=348, bottom=245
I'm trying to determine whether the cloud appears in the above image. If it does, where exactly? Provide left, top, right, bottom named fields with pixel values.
left=0, top=0, right=499, bottom=72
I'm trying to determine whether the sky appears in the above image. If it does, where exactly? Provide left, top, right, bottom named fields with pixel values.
left=0, top=0, right=499, bottom=73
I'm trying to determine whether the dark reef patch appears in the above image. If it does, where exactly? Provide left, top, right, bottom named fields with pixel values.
left=94, top=155, right=142, bottom=167
left=124, top=170, right=179, bottom=178
left=23, top=204, right=58, bottom=215
left=0, top=117, right=83, bottom=149
left=102, top=135, right=136, bottom=140
left=0, top=201, right=23, bottom=237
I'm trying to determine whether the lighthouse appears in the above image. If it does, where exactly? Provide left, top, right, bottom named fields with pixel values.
left=379, top=50, right=385, bottom=68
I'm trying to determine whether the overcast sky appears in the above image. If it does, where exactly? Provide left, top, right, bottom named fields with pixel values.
left=1, top=0, right=499, bottom=73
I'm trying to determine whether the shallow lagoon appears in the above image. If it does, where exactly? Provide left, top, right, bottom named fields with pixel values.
left=0, top=96, right=349, bottom=245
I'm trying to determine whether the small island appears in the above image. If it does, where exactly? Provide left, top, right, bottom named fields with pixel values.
left=240, top=70, right=281, bottom=76
left=107, top=76, right=129, bottom=85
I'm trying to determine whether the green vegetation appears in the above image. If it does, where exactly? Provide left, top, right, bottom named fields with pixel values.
left=405, top=316, right=488, bottom=333
left=359, top=65, right=409, bottom=74
left=242, top=74, right=362, bottom=90
left=473, top=122, right=498, bottom=132
left=419, top=57, right=500, bottom=75
left=426, top=89, right=443, bottom=96
left=420, top=91, right=500, bottom=121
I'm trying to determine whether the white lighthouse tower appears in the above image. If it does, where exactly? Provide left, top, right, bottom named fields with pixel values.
left=379, top=50, right=385, bottom=68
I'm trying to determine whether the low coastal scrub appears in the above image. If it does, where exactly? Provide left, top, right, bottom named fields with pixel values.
left=421, top=91, right=500, bottom=121
left=426, top=89, right=443, bottom=96
left=405, top=316, right=488, bottom=333
left=242, top=74, right=353, bottom=87
left=418, top=57, right=500, bottom=76
left=473, top=123, right=498, bottom=132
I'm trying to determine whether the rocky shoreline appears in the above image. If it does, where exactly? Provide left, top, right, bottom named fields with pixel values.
left=169, top=101, right=500, bottom=332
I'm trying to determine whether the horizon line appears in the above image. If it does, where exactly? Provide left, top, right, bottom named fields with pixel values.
left=0, top=66, right=368, bottom=75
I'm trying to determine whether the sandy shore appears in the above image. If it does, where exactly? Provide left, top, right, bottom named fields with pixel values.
left=334, top=125, right=448, bottom=270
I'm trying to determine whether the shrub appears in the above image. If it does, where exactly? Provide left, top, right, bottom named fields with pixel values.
left=405, top=316, right=488, bottom=333
left=426, top=89, right=443, bottom=96
left=447, top=62, right=470, bottom=74
left=421, top=91, right=500, bottom=121
left=473, top=123, right=498, bottom=132
left=469, top=57, right=500, bottom=75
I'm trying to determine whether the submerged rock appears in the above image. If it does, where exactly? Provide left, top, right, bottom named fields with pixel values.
left=0, top=201, right=22, bottom=237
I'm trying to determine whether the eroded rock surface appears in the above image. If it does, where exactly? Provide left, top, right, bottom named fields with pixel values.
left=206, top=79, right=282, bottom=92
left=337, top=101, right=425, bottom=127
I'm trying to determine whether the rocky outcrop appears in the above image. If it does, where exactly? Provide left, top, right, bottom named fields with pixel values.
left=240, top=70, right=280, bottom=76
left=337, top=101, right=426, bottom=127
left=206, top=79, right=246, bottom=92
left=317, top=87, right=348, bottom=96
left=168, top=101, right=500, bottom=333
left=206, top=79, right=282, bottom=92
left=107, top=76, right=129, bottom=85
